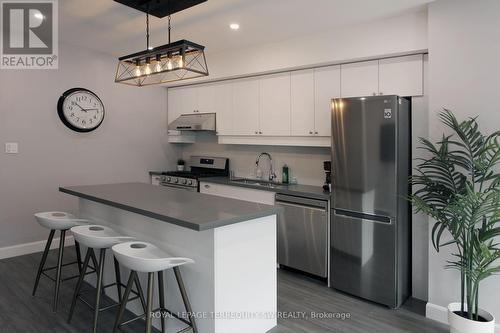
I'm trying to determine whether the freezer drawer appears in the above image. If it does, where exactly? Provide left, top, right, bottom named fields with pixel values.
left=276, top=194, right=328, bottom=278
left=330, top=209, right=397, bottom=307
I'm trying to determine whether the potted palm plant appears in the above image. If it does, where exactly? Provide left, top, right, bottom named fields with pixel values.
left=411, top=110, right=499, bottom=333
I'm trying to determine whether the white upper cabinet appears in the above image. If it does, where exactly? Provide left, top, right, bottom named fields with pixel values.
left=379, top=54, right=423, bottom=97
left=212, top=82, right=233, bottom=135
left=167, top=88, right=184, bottom=124
left=168, top=54, right=424, bottom=146
left=197, top=84, right=216, bottom=113
left=340, top=60, right=379, bottom=98
left=167, top=86, right=198, bottom=124
left=314, top=65, right=340, bottom=136
left=232, top=78, right=260, bottom=136
left=260, top=73, right=291, bottom=136
left=291, top=70, right=315, bottom=136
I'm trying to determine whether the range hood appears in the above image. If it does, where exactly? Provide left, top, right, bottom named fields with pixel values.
left=168, top=113, right=216, bottom=131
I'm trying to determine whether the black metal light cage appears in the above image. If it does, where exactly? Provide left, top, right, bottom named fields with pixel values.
left=115, top=39, right=209, bottom=86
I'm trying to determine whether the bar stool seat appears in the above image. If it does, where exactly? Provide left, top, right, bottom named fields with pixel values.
left=112, top=241, right=194, bottom=273
left=112, top=241, right=197, bottom=333
left=68, top=225, right=145, bottom=333
left=32, top=211, right=92, bottom=312
left=71, top=225, right=133, bottom=249
left=34, top=211, right=88, bottom=230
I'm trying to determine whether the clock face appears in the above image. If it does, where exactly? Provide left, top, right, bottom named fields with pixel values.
left=57, top=88, right=105, bottom=132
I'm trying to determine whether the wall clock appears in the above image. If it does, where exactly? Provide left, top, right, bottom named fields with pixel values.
left=57, top=88, right=105, bottom=132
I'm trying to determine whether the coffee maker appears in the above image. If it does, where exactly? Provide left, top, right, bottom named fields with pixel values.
left=323, top=160, right=331, bottom=192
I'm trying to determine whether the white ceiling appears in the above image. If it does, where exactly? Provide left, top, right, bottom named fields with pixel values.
left=59, top=0, right=433, bottom=57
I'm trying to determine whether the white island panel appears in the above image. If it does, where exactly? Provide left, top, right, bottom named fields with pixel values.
left=78, top=198, right=277, bottom=333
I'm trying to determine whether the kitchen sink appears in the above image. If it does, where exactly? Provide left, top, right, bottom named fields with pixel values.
left=230, top=178, right=286, bottom=189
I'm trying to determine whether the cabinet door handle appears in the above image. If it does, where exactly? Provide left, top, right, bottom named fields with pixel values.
left=259, top=131, right=263, bottom=134
left=315, top=131, right=318, bottom=135
left=255, top=131, right=258, bottom=134
left=379, top=92, right=383, bottom=95
left=372, top=92, right=376, bottom=96
left=309, top=131, right=313, bottom=134
left=204, top=184, right=210, bottom=189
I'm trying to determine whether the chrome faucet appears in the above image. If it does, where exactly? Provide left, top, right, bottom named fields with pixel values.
left=255, top=152, right=277, bottom=182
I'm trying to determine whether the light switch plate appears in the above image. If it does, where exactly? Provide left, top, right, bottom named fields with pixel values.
left=5, top=142, right=19, bottom=154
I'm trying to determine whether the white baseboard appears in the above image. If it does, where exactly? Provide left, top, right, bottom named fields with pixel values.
left=0, top=235, right=75, bottom=260
left=427, top=302, right=500, bottom=333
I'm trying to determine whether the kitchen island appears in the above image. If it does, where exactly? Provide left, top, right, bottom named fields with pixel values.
left=60, top=182, right=280, bottom=333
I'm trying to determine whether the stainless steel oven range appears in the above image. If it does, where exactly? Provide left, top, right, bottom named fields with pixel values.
left=158, top=156, right=229, bottom=191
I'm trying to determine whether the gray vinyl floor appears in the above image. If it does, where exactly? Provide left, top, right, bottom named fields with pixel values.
left=0, top=246, right=448, bottom=333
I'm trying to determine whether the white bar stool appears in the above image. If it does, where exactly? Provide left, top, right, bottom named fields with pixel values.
left=112, top=241, right=198, bottom=333
left=68, top=225, right=146, bottom=333
left=32, top=211, right=93, bottom=312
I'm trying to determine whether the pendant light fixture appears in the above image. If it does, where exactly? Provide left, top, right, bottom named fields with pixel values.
left=114, top=0, right=209, bottom=87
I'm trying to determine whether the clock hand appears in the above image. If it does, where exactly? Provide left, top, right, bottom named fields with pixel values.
left=74, top=102, right=88, bottom=113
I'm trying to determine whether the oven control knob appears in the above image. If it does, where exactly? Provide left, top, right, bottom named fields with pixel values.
left=181, top=179, right=187, bottom=185
left=188, top=180, right=193, bottom=186
left=161, top=176, right=166, bottom=182
left=166, top=177, right=171, bottom=182
left=173, top=178, right=179, bottom=183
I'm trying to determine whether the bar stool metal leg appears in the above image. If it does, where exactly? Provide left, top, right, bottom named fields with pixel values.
left=92, top=248, right=106, bottom=333
left=53, top=229, right=66, bottom=312
left=74, top=241, right=83, bottom=274
left=113, top=271, right=137, bottom=333
left=174, top=266, right=198, bottom=333
left=32, top=229, right=55, bottom=296
left=113, top=257, right=122, bottom=302
left=145, top=272, right=155, bottom=333
left=135, top=273, right=147, bottom=312
left=68, top=248, right=93, bottom=323
left=158, top=271, right=166, bottom=333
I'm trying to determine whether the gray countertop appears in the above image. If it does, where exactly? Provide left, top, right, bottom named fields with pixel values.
left=201, top=177, right=331, bottom=201
left=60, top=182, right=281, bottom=231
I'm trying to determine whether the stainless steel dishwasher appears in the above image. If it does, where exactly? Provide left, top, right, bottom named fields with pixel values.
left=275, top=193, right=329, bottom=278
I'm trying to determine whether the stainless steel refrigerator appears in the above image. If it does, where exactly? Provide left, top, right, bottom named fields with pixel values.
left=330, top=95, right=410, bottom=308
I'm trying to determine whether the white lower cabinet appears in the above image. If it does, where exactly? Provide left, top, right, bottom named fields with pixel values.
left=199, top=182, right=275, bottom=205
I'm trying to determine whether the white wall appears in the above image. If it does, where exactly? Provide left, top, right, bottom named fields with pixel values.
left=202, top=9, right=428, bottom=80
left=0, top=42, right=178, bottom=249
left=426, top=0, right=500, bottom=324
left=181, top=134, right=330, bottom=186
left=177, top=10, right=430, bottom=300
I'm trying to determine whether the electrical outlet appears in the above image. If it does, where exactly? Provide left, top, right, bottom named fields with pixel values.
left=5, top=142, right=19, bottom=154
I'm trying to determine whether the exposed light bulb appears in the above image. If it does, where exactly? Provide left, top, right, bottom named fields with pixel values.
left=178, top=56, right=184, bottom=68
left=167, top=58, right=173, bottom=70
left=134, top=59, right=141, bottom=77
left=155, top=54, right=162, bottom=72
left=143, top=57, right=152, bottom=75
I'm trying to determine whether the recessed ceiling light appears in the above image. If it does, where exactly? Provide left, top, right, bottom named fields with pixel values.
left=229, top=23, right=240, bottom=30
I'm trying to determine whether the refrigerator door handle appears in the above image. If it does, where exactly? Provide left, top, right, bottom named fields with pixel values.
left=334, top=209, right=392, bottom=224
